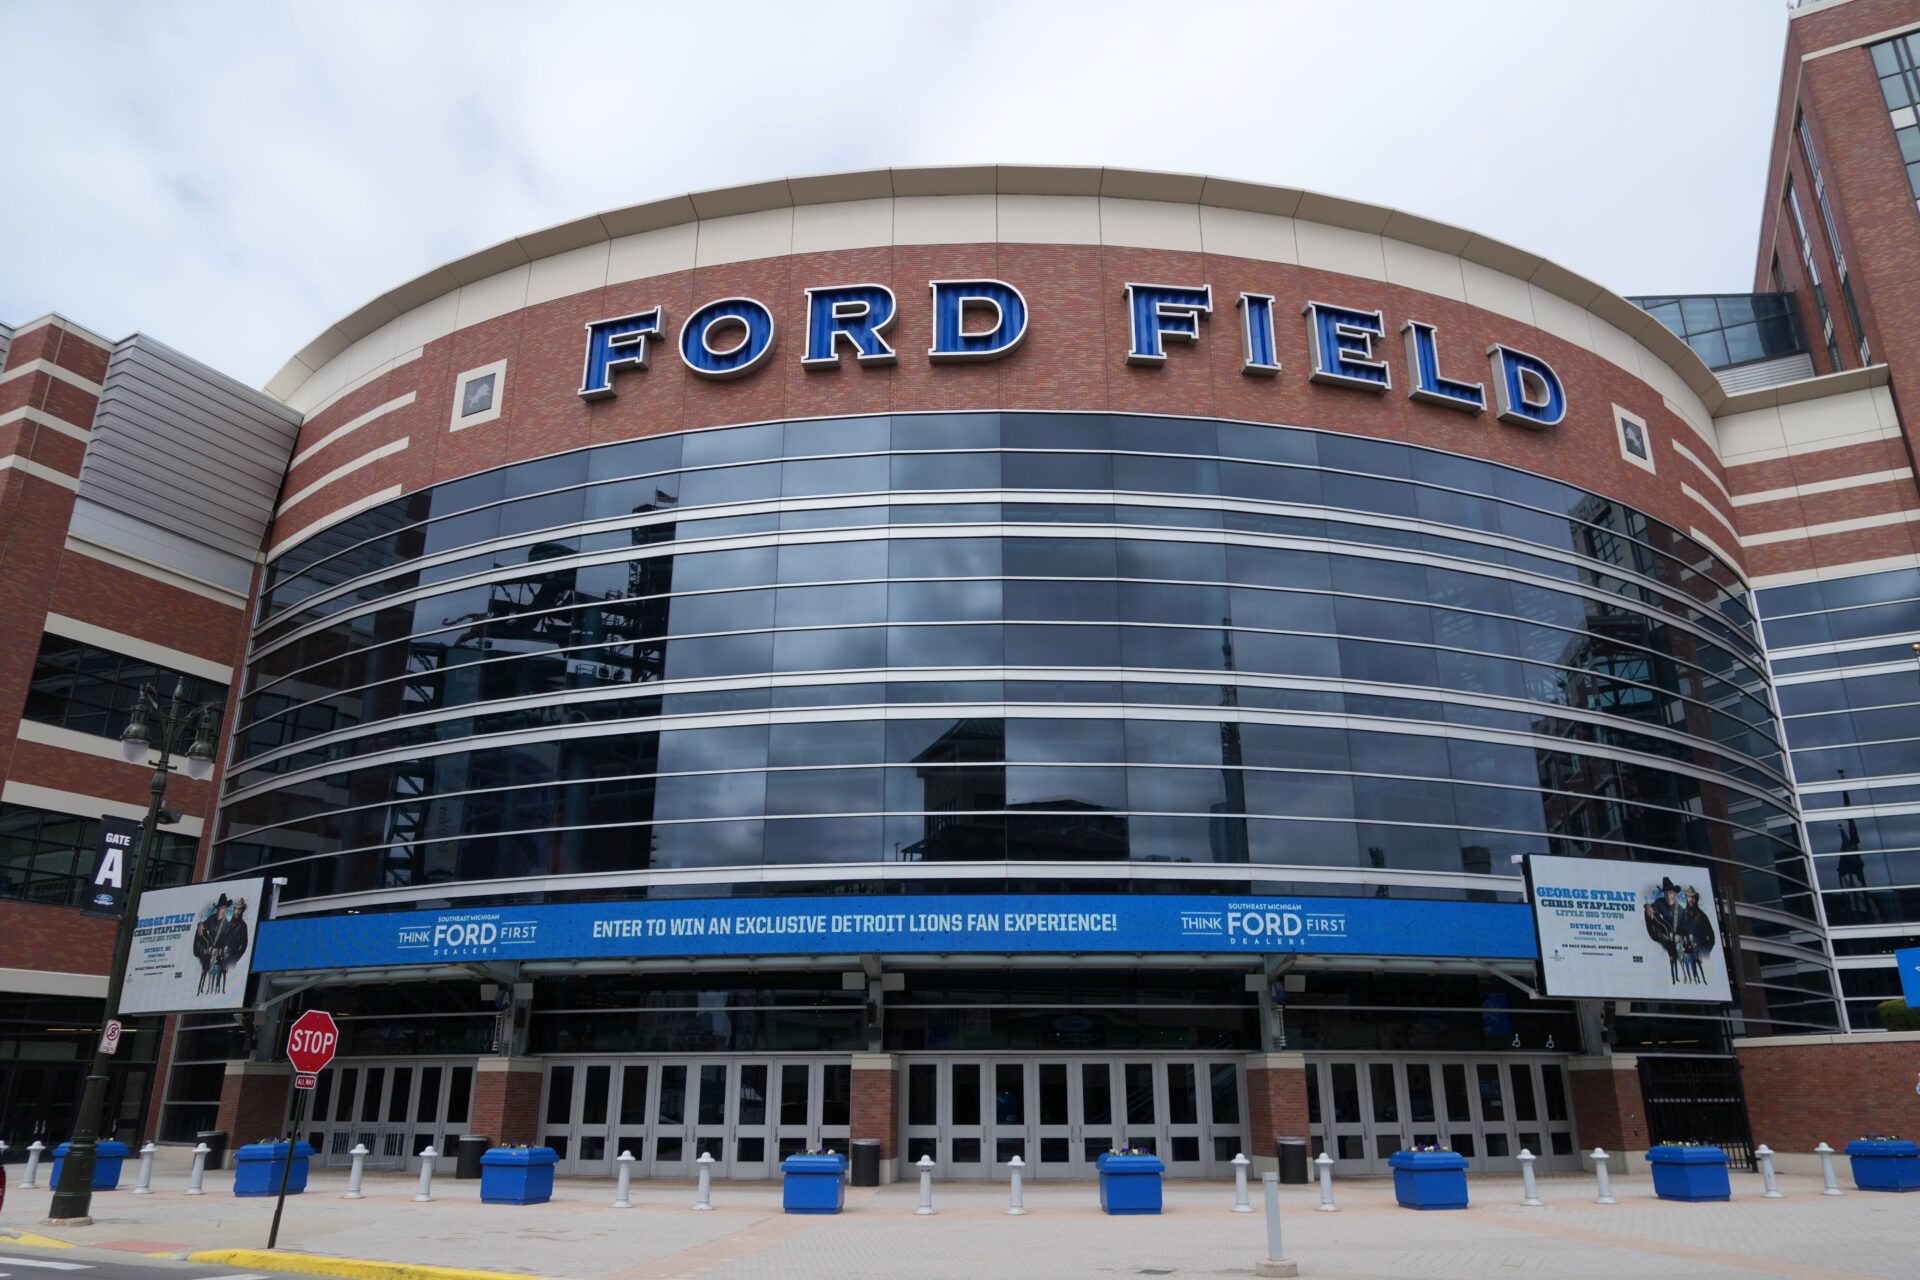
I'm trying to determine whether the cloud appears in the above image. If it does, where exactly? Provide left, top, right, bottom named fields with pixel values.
left=0, top=0, right=1784, bottom=388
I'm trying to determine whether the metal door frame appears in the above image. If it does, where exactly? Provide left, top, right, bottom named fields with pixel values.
left=539, top=1055, right=851, bottom=1179
left=305, top=1056, right=473, bottom=1173
left=900, top=1054, right=1249, bottom=1180
left=1306, top=1054, right=1581, bottom=1176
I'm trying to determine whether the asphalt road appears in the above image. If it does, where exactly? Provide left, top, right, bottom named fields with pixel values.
left=0, top=1249, right=270, bottom=1280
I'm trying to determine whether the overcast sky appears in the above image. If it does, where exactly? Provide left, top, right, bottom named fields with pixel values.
left=1, top=1, right=1790, bottom=389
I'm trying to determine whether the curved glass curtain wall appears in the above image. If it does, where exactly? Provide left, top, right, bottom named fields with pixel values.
left=218, top=412, right=1836, bottom=1030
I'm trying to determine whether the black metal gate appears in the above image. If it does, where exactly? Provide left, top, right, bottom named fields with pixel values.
left=1637, top=1055, right=1755, bottom=1171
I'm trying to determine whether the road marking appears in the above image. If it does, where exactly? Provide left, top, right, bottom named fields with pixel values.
left=0, top=1260, right=91, bottom=1271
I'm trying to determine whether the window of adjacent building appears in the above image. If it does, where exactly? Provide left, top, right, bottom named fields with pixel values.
left=1784, top=181, right=1844, bottom=372
left=0, top=802, right=198, bottom=909
left=1871, top=31, right=1920, bottom=210
left=1797, top=110, right=1870, bottom=365
left=23, top=633, right=225, bottom=740
left=1630, top=293, right=1803, bottom=371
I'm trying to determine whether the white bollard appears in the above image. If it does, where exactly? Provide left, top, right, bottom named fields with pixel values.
left=1232, top=1151, right=1253, bottom=1212
left=1314, top=1150, right=1337, bottom=1212
left=915, top=1153, right=935, bottom=1215
left=185, top=1142, right=210, bottom=1195
left=23, top=1140, right=45, bottom=1189
left=1518, top=1148, right=1542, bottom=1206
left=1756, top=1144, right=1782, bottom=1198
left=693, top=1151, right=714, bottom=1211
left=343, top=1144, right=369, bottom=1199
left=414, top=1145, right=437, bottom=1202
left=613, top=1149, right=635, bottom=1208
left=1006, top=1154, right=1027, bottom=1215
left=1592, top=1148, right=1617, bottom=1204
left=1816, top=1142, right=1843, bottom=1196
left=132, top=1141, right=157, bottom=1194
left=1255, top=1172, right=1298, bottom=1278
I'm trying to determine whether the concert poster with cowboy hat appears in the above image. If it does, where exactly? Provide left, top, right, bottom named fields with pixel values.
left=1523, top=855, right=1732, bottom=1003
left=117, top=877, right=267, bottom=1014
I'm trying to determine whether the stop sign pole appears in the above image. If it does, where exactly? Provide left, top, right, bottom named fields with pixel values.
left=270, top=1010, right=337, bottom=1249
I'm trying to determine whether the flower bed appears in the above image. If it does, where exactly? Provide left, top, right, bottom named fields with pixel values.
left=48, top=1141, right=129, bottom=1191
left=1095, top=1149, right=1165, bottom=1215
left=1646, top=1145, right=1730, bottom=1202
left=1388, top=1148, right=1469, bottom=1210
left=479, top=1146, right=559, bottom=1205
left=1843, top=1137, right=1918, bottom=1193
left=781, top=1150, right=847, bottom=1214
left=233, top=1140, right=316, bottom=1196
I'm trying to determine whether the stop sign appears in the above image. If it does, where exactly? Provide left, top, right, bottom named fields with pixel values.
left=285, top=1009, right=339, bottom=1075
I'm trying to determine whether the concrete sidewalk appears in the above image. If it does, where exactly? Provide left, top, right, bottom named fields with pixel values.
left=2, top=1150, right=1911, bottom=1280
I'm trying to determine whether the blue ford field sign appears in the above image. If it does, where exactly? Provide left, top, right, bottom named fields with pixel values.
left=579, top=281, right=1568, bottom=430
left=253, top=894, right=1534, bottom=971
left=1898, top=946, right=1920, bottom=1009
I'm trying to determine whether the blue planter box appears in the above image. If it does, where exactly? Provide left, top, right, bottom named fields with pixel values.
left=1388, top=1150, right=1469, bottom=1210
left=781, top=1153, right=847, bottom=1214
left=49, top=1141, right=129, bottom=1191
left=479, top=1146, right=559, bottom=1205
left=1844, top=1140, right=1920, bottom=1192
left=1095, top=1153, right=1165, bottom=1215
left=1646, top=1146, right=1730, bottom=1201
left=232, top=1141, right=316, bottom=1196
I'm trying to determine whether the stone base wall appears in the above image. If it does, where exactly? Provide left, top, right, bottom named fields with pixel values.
left=1737, top=1031, right=1920, bottom=1166
left=852, top=1052, right=899, bottom=1183
left=1245, top=1052, right=1310, bottom=1174
left=214, top=1060, right=293, bottom=1148
left=470, top=1058, right=544, bottom=1147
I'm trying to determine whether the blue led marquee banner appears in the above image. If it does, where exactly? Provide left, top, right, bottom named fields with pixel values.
left=253, top=893, right=1535, bottom=971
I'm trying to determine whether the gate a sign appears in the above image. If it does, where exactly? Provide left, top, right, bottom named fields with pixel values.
left=286, top=1009, right=338, bottom=1091
left=83, top=817, right=140, bottom=918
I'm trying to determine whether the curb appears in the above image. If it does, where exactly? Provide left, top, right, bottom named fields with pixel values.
left=0, top=1231, right=78, bottom=1250
left=186, top=1250, right=552, bottom=1280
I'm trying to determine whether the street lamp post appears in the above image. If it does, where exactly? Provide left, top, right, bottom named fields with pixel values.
left=45, top=678, right=218, bottom=1225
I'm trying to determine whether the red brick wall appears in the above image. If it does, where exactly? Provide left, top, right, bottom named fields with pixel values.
left=1567, top=1058, right=1649, bottom=1152
left=1246, top=1057, right=1310, bottom=1160
left=274, top=246, right=1735, bottom=580
left=851, top=1061, right=897, bottom=1160
left=469, top=1063, right=542, bottom=1146
left=0, top=900, right=119, bottom=974
left=1738, top=1033, right=1920, bottom=1153
left=214, top=1063, right=293, bottom=1144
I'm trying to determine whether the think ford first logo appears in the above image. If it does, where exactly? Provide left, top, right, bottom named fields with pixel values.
left=1181, top=904, right=1349, bottom=948
left=397, top=914, right=538, bottom=957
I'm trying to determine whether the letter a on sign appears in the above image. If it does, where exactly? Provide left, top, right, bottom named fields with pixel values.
left=84, top=817, right=140, bottom=918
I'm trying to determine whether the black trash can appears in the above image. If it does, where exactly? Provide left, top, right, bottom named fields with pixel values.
left=1277, top=1136, right=1308, bottom=1184
left=849, top=1138, right=881, bottom=1187
left=196, top=1131, right=228, bottom=1172
left=456, top=1136, right=491, bottom=1180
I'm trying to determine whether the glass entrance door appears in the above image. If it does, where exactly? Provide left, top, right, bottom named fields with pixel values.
left=1306, top=1055, right=1578, bottom=1176
left=542, top=1057, right=850, bottom=1179
left=305, top=1058, right=473, bottom=1171
left=0, top=1065, right=84, bottom=1156
left=904, top=1056, right=1246, bottom=1179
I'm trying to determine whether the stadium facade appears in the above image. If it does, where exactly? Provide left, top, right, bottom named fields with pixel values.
left=6, top=0, right=1920, bottom=1181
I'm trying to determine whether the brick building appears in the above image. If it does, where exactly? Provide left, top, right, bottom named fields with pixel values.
left=6, top=0, right=1920, bottom=1186
left=0, top=315, right=297, bottom=1147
